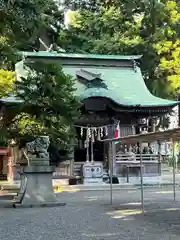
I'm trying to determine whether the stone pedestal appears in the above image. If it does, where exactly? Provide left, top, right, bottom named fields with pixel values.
left=17, top=158, right=65, bottom=207
left=21, top=166, right=56, bottom=205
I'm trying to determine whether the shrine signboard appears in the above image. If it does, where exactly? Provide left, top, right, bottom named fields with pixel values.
left=82, top=162, right=103, bottom=184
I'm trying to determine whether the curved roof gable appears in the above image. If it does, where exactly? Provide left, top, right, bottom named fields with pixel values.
left=16, top=51, right=179, bottom=109
left=63, top=66, right=178, bottom=108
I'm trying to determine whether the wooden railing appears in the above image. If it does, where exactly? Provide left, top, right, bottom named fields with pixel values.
left=53, top=154, right=160, bottom=178
left=115, top=154, right=161, bottom=179
left=116, top=154, right=159, bottom=163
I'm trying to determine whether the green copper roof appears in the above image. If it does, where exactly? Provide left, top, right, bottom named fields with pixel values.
left=16, top=52, right=179, bottom=108
left=21, top=51, right=142, bottom=60
left=63, top=66, right=178, bottom=108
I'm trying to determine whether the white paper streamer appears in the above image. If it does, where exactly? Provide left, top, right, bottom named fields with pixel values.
left=80, top=127, right=83, bottom=137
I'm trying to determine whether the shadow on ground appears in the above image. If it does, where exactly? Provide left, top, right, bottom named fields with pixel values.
left=106, top=201, right=180, bottom=236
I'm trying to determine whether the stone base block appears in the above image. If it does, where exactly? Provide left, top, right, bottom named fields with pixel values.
left=83, top=177, right=103, bottom=184
left=21, top=166, right=57, bottom=206
left=0, top=200, right=14, bottom=208
left=30, top=161, right=49, bottom=166
left=14, top=202, right=66, bottom=208
left=28, top=158, right=50, bottom=166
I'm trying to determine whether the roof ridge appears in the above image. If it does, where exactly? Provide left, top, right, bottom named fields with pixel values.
left=21, top=51, right=142, bottom=61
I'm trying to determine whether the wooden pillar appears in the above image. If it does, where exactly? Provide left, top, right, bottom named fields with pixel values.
left=103, top=142, right=108, bottom=169
left=67, top=141, right=75, bottom=176
left=172, top=140, right=176, bottom=202
left=112, top=141, right=116, bottom=175
left=140, top=142, right=144, bottom=213
left=151, top=119, right=156, bottom=132
left=7, top=148, right=13, bottom=182
left=157, top=141, right=162, bottom=175
left=7, top=146, right=19, bottom=183
left=108, top=141, right=113, bottom=204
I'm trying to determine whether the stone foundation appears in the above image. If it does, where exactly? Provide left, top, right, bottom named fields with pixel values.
left=21, top=166, right=57, bottom=205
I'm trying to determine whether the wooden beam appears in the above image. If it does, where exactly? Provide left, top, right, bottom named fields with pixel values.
left=100, top=127, right=180, bottom=144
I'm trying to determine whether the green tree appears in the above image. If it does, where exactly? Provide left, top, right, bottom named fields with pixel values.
left=12, top=61, right=80, bottom=148
left=60, top=0, right=180, bottom=98
left=0, top=1, right=65, bottom=147
left=0, top=0, right=63, bottom=111
left=153, top=1, right=180, bottom=96
left=0, top=0, right=63, bottom=58
left=0, top=70, right=15, bottom=98
left=64, top=0, right=144, bottom=15
left=59, top=7, right=144, bottom=54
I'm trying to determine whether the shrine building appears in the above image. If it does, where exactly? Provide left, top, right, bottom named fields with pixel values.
left=13, top=51, right=179, bottom=183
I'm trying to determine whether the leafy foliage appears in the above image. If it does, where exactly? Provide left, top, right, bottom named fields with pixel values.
left=60, top=0, right=180, bottom=98
left=0, top=70, right=15, bottom=98
left=12, top=61, right=80, bottom=148
left=0, top=0, right=63, bottom=105
left=0, top=36, right=17, bottom=68
left=0, top=0, right=180, bottom=146
left=154, top=1, right=180, bottom=95
left=0, top=0, right=66, bottom=147
left=59, top=7, right=144, bottom=54
left=0, top=0, right=63, bottom=60
left=64, top=0, right=145, bottom=15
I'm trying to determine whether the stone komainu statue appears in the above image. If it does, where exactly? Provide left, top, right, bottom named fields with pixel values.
left=25, top=136, right=50, bottom=159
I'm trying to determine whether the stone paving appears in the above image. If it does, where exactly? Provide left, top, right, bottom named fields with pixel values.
left=1, top=187, right=180, bottom=239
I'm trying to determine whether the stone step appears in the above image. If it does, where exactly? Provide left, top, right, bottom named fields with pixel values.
left=0, top=199, right=14, bottom=208
left=29, top=158, right=49, bottom=166
left=1, top=184, right=20, bottom=193
left=30, top=161, right=49, bottom=166
left=0, top=191, right=16, bottom=200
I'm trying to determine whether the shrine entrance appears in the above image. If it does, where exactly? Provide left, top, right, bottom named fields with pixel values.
left=74, top=141, right=105, bottom=163
left=74, top=122, right=117, bottom=163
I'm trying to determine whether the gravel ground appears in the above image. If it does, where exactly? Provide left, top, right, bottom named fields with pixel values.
left=1, top=187, right=180, bottom=240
